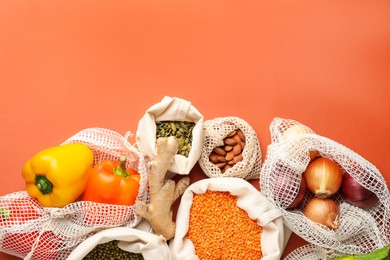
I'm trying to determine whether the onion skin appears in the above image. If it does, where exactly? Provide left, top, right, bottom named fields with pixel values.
left=342, top=173, right=379, bottom=209
left=304, top=157, right=343, bottom=198
left=304, top=197, right=340, bottom=229
left=287, top=176, right=307, bottom=209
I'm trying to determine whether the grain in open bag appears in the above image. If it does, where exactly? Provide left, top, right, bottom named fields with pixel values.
left=169, top=178, right=287, bottom=260
left=136, top=96, right=204, bottom=175
left=67, top=226, right=172, bottom=260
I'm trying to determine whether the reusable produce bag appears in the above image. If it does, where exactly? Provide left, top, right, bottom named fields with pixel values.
left=67, top=226, right=172, bottom=260
left=0, top=128, right=149, bottom=260
left=136, top=96, right=204, bottom=175
left=260, top=118, right=390, bottom=259
left=170, top=178, right=287, bottom=260
left=198, top=116, right=262, bottom=180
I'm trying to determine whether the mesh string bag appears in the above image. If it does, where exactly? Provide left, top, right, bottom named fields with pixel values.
left=260, top=118, right=390, bottom=259
left=0, top=128, right=149, bottom=260
left=198, top=116, right=262, bottom=180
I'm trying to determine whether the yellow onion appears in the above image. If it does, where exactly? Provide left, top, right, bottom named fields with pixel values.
left=304, top=157, right=343, bottom=197
left=281, top=124, right=319, bottom=161
left=342, top=173, right=379, bottom=208
left=304, top=197, right=340, bottom=229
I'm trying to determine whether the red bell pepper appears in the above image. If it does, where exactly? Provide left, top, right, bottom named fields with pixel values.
left=82, top=156, right=141, bottom=206
left=0, top=196, right=61, bottom=260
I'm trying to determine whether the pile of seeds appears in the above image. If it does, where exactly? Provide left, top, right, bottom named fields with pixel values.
left=82, top=240, right=144, bottom=260
left=156, top=121, right=195, bottom=157
left=187, top=190, right=263, bottom=260
left=209, top=129, right=246, bottom=173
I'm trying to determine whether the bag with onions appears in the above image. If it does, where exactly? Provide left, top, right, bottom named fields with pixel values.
left=260, top=118, right=390, bottom=259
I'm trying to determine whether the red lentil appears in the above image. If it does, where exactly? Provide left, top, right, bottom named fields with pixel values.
left=187, top=190, right=262, bottom=260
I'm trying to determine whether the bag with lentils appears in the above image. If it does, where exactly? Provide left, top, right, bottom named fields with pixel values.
left=67, top=226, right=172, bottom=260
left=169, top=178, right=288, bottom=260
left=260, top=117, right=390, bottom=259
left=136, top=96, right=204, bottom=175
left=198, top=116, right=262, bottom=180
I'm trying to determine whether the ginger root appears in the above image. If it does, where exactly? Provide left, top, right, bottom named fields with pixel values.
left=135, top=136, right=190, bottom=240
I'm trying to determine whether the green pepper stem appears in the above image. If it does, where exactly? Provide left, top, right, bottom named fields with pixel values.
left=35, top=175, right=53, bottom=195
left=113, top=156, right=129, bottom=178
left=0, top=207, right=11, bottom=221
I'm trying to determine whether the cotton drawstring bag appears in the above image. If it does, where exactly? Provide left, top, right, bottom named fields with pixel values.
left=260, top=118, right=390, bottom=259
left=0, top=128, right=149, bottom=260
left=136, top=96, right=204, bottom=175
left=67, top=226, right=172, bottom=260
left=198, top=116, right=262, bottom=180
left=169, top=178, right=288, bottom=260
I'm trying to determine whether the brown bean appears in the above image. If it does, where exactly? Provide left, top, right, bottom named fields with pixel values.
left=237, top=129, right=246, bottom=142
left=209, top=152, right=219, bottom=163
left=217, top=155, right=227, bottom=162
left=233, top=134, right=241, bottom=144
left=233, top=144, right=242, bottom=155
left=225, top=151, right=235, bottom=161
left=240, top=141, right=246, bottom=150
left=227, top=160, right=235, bottom=166
left=233, top=154, right=243, bottom=163
left=215, top=162, right=226, bottom=169
left=224, top=137, right=237, bottom=146
left=224, top=145, right=233, bottom=152
left=213, top=147, right=226, bottom=156
left=223, top=164, right=232, bottom=173
left=226, top=130, right=237, bottom=137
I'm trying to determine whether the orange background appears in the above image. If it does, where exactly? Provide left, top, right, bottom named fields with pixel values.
left=1, top=1, right=390, bottom=259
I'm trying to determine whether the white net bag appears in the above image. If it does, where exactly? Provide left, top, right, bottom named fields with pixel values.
left=260, top=118, right=390, bottom=259
left=136, top=96, right=204, bottom=175
left=198, top=116, right=262, bottom=180
left=0, top=128, right=149, bottom=260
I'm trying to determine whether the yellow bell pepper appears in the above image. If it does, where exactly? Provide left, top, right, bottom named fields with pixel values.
left=22, top=143, right=94, bottom=207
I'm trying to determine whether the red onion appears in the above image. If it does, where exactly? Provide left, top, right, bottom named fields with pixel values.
left=342, top=173, right=379, bottom=208
left=287, top=176, right=307, bottom=209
